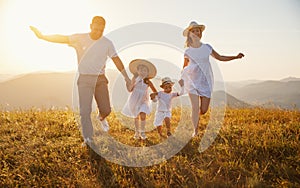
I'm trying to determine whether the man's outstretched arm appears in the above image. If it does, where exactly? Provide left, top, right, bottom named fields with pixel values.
left=30, top=26, right=69, bottom=44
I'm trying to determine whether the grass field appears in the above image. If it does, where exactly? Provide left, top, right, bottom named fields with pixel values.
left=0, top=107, right=299, bottom=187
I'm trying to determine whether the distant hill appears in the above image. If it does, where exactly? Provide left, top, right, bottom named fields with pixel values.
left=0, top=72, right=76, bottom=110
left=0, top=71, right=298, bottom=110
left=0, top=74, right=18, bottom=82
left=211, top=91, right=253, bottom=108
left=226, top=80, right=300, bottom=109
left=280, top=77, right=300, bottom=82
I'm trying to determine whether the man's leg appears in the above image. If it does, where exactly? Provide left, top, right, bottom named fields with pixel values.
left=77, top=75, right=97, bottom=139
left=94, top=75, right=111, bottom=120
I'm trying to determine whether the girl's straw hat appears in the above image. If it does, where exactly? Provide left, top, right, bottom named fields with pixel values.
left=160, top=77, right=175, bottom=88
left=183, top=21, right=205, bottom=37
left=129, top=59, right=157, bottom=79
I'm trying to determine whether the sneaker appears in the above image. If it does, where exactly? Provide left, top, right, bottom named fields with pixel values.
left=100, top=119, right=109, bottom=132
left=167, top=131, right=172, bottom=137
left=133, top=132, right=140, bottom=140
left=192, top=131, right=198, bottom=138
left=140, top=132, right=147, bottom=140
left=82, top=137, right=92, bottom=147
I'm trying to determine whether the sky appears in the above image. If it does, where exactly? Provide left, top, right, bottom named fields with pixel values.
left=0, top=0, right=299, bottom=81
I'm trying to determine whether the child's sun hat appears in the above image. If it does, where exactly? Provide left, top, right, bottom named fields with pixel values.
left=160, top=77, right=175, bottom=88
left=129, top=59, right=157, bottom=79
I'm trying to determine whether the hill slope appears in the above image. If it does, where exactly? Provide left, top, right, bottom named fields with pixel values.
left=0, top=71, right=250, bottom=110
left=0, top=108, right=299, bottom=187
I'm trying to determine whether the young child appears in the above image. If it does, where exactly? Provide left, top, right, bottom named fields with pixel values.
left=181, top=21, right=245, bottom=137
left=150, top=77, right=184, bottom=138
left=122, top=59, right=157, bottom=140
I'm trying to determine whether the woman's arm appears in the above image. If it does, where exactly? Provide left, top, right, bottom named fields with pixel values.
left=183, top=57, right=189, bottom=68
left=30, top=26, right=70, bottom=44
left=211, top=49, right=244, bottom=62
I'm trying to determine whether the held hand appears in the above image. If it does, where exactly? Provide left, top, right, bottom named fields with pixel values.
left=150, top=93, right=157, bottom=100
left=236, top=53, right=245, bottom=59
left=124, top=77, right=131, bottom=84
left=29, top=26, right=43, bottom=39
left=178, top=79, right=184, bottom=87
left=125, top=79, right=132, bottom=92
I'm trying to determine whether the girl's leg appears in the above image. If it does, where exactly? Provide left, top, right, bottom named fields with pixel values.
left=164, top=117, right=171, bottom=136
left=134, top=117, right=140, bottom=139
left=189, top=93, right=200, bottom=136
left=200, top=96, right=211, bottom=115
left=157, top=125, right=163, bottom=137
left=140, top=112, right=147, bottom=140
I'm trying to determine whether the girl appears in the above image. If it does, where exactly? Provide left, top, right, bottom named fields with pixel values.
left=181, top=21, right=244, bottom=137
left=122, top=59, right=157, bottom=140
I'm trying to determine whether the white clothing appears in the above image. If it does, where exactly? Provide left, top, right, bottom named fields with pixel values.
left=181, top=43, right=214, bottom=98
left=69, top=34, right=117, bottom=75
left=156, top=91, right=178, bottom=112
left=154, top=111, right=172, bottom=126
left=153, top=91, right=179, bottom=126
left=122, top=77, right=151, bottom=118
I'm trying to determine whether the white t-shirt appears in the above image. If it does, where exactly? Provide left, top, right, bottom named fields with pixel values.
left=69, top=33, right=117, bottom=75
left=156, top=91, right=178, bottom=112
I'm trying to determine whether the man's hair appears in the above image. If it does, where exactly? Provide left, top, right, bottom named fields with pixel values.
left=92, top=16, right=106, bottom=25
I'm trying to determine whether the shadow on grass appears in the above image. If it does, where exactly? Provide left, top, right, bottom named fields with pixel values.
left=87, top=146, right=156, bottom=187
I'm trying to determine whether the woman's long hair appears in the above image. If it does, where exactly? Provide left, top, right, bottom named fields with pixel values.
left=185, top=31, right=192, bottom=48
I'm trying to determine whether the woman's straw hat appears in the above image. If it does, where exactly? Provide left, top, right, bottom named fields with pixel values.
left=183, top=21, right=205, bottom=37
left=129, top=59, right=157, bottom=79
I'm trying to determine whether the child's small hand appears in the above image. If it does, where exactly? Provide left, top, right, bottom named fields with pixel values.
left=150, top=93, right=157, bottom=100
left=143, top=78, right=149, bottom=85
left=178, top=79, right=184, bottom=87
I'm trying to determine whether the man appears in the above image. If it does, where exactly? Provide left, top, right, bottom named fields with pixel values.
left=30, top=16, right=131, bottom=146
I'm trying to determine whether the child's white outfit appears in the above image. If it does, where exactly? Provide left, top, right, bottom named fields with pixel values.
left=181, top=43, right=214, bottom=98
left=122, top=76, right=151, bottom=118
left=153, top=90, right=183, bottom=126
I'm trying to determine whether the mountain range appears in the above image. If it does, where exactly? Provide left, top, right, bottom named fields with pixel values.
left=0, top=71, right=299, bottom=110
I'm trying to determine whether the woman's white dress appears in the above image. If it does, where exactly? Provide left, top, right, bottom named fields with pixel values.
left=181, top=43, right=214, bottom=98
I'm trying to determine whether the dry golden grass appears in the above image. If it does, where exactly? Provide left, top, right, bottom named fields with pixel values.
left=0, top=107, right=299, bottom=187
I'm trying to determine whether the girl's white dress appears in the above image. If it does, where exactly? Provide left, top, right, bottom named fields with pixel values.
left=181, top=43, right=214, bottom=98
left=122, top=76, right=151, bottom=118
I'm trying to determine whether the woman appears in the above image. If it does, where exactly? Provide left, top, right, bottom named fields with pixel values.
left=181, top=21, right=244, bottom=137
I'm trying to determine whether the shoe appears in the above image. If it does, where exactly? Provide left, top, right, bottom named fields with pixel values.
left=82, top=137, right=92, bottom=147
left=192, top=131, right=198, bottom=138
left=140, top=132, right=147, bottom=140
left=133, top=132, right=140, bottom=140
left=167, top=131, right=172, bottom=137
left=100, top=119, right=109, bottom=132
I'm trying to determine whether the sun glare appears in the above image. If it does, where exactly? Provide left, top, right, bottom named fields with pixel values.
left=1, top=0, right=96, bottom=74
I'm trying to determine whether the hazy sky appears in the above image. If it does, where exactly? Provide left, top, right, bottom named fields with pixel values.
left=0, top=0, right=299, bottom=81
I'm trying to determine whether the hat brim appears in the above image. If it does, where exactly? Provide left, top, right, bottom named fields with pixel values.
left=129, top=59, right=157, bottom=79
left=183, top=25, right=205, bottom=37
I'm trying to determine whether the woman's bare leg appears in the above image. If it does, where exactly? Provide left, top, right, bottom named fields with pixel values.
left=189, top=93, right=200, bottom=136
left=200, top=96, right=211, bottom=115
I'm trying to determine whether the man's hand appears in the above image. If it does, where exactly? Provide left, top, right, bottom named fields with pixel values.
left=29, top=26, right=43, bottom=39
